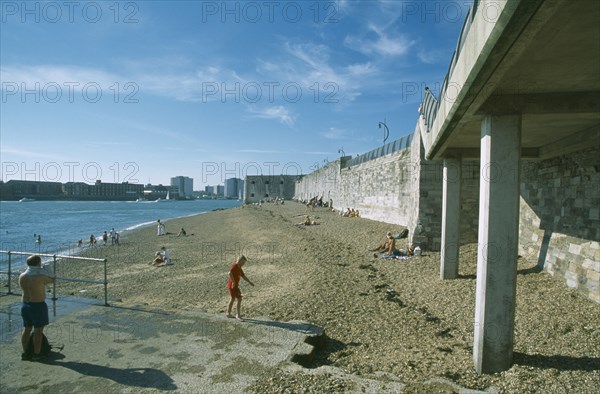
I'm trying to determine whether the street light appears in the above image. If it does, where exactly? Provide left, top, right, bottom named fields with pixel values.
left=338, top=147, right=345, bottom=156
left=378, top=120, right=389, bottom=145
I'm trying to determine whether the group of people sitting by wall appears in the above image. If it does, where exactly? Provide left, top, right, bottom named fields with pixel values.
left=296, top=197, right=361, bottom=217
left=341, top=208, right=360, bottom=217
left=301, top=196, right=333, bottom=209
left=264, top=197, right=285, bottom=204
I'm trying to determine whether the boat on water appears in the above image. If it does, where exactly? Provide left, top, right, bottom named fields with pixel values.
left=18, top=198, right=36, bottom=202
left=156, top=190, right=173, bottom=202
left=136, top=197, right=148, bottom=202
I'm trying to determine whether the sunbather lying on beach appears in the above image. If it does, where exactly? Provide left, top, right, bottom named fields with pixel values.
left=382, top=245, right=415, bottom=259
left=295, top=215, right=318, bottom=226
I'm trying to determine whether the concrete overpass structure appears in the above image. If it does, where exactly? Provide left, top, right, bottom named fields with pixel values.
left=418, top=0, right=600, bottom=374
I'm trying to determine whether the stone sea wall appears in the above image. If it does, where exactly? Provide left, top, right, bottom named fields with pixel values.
left=294, top=127, right=483, bottom=251
left=295, top=136, right=417, bottom=239
left=247, top=133, right=599, bottom=303
left=519, top=146, right=600, bottom=303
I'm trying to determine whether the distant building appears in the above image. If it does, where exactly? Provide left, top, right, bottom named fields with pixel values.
left=244, top=176, right=298, bottom=203
left=205, top=185, right=215, bottom=195
left=216, top=185, right=224, bottom=196
left=171, top=176, right=193, bottom=199
left=0, top=179, right=143, bottom=200
left=64, top=180, right=143, bottom=200
left=224, top=178, right=244, bottom=199
left=0, top=180, right=63, bottom=200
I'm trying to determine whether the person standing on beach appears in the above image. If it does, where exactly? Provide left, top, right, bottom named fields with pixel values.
left=226, top=255, right=254, bottom=321
left=19, top=255, right=54, bottom=361
left=157, top=220, right=166, bottom=236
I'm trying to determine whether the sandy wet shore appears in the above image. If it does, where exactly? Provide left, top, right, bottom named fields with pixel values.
left=13, top=202, right=600, bottom=393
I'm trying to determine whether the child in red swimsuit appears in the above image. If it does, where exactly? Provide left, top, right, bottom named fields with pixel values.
left=226, top=255, right=254, bottom=320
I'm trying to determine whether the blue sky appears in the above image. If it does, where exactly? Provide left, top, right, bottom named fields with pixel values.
left=1, top=0, right=469, bottom=188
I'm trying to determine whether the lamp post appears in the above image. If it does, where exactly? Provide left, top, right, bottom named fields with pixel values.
left=378, top=121, right=389, bottom=145
left=338, top=147, right=345, bottom=156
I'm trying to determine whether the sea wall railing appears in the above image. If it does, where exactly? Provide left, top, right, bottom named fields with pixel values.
left=420, top=87, right=439, bottom=129
left=343, top=133, right=413, bottom=168
left=420, top=0, right=480, bottom=132
left=0, top=250, right=109, bottom=306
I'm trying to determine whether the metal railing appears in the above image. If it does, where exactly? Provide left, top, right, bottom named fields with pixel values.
left=343, top=134, right=414, bottom=168
left=420, top=0, right=480, bottom=133
left=421, top=87, right=439, bottom=129
left=0, top=251, right=109, bottom=306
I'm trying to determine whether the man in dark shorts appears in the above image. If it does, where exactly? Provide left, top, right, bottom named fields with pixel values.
left=19, top=255, right=54, bottom=361
left=226, top=255, right=254, bottom=321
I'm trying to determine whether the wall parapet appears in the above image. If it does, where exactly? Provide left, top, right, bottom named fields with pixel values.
left=343, top=134, right=413, bottom=168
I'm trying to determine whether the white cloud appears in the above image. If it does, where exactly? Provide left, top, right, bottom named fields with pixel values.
left=345, top=62, right=376, bottom=76
left=321, top=127, right=348, bottom=140
left=248, top=106, right=296, bottom=127
left=0, top=65, right=121, bottom=88
left=0, top=146, right=65, bottom=160
left=255, top=41, right=369, bottom=105
left=0, top=63, right=239, bottom=104
left=344, top=23, right=415, bottom=57
left=236, top=149, right=284, bottom=154
left=417, top=49, right=446, bottom=65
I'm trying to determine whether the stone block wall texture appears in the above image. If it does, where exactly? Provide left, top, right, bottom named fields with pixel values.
left=294, top=159, right=344, bottom=207
left=519, top=146, right=600, bottom=303
left=460, top=160, right=480, bottom=244
left=406, top=126, right=479, bottom=250
left=408, top=125, right=443, bottom=251
left=296, top=148, right=413, bottom=227
left=338, top=148, right=413, bottom=226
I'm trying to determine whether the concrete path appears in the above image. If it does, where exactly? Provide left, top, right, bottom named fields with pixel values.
left=0, top=295, right=321, bottom=393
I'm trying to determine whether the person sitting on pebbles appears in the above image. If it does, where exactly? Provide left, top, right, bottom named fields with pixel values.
left=152, top=247, right=172, bottom=267
left=151, top=251, right=164, bottom=266
left=370, top=231, right=396, bottom=254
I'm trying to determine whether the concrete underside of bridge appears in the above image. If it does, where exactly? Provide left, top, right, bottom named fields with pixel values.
left=425, top=0, right=599, bottom=374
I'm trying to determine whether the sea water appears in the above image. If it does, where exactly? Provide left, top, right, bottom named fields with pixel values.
left=0, top=199, right=241, bottom=270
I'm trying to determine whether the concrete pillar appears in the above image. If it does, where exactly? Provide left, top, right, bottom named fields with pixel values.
left=440, top=157, right=462, bottom=279
left=474, top=115, right=521, bottom=373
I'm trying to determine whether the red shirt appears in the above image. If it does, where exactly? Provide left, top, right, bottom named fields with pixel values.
left=227, top=263, right=244, bottom=289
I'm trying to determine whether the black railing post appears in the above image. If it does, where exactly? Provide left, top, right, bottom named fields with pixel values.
left=7, top=251, right=12, bottom=295
left=52, top=255, right=57, bottom=301
left=103, top=258, right=108, bottom=306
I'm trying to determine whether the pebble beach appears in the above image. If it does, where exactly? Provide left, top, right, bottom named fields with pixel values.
left=37, top=203, right=600, bottom=392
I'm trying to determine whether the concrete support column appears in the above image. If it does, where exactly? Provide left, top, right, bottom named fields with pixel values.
left=474, top=115, right=521, bottom=374
left=440, top=157, right=462, bottom=279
